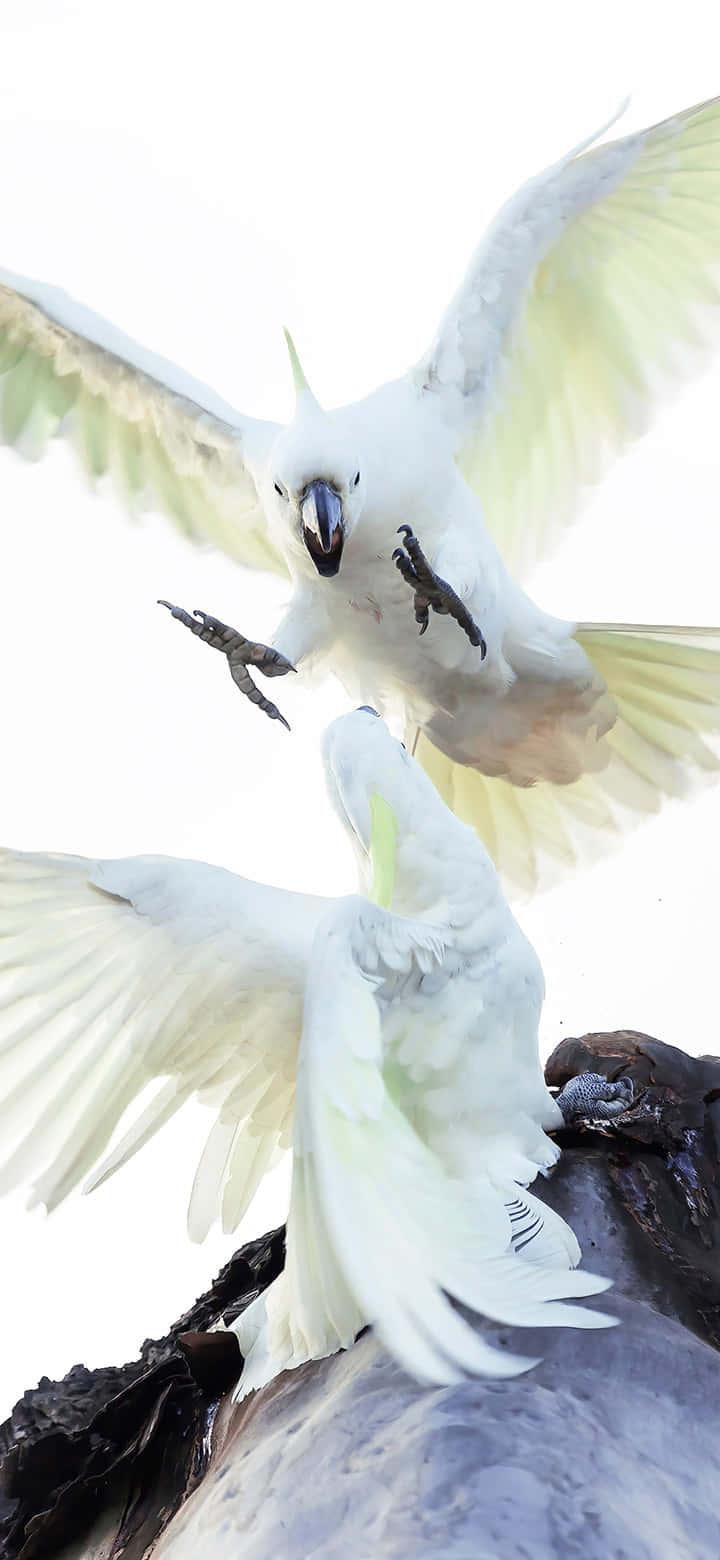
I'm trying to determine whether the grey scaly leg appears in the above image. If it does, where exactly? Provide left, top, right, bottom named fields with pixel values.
left=159, top=602, right=296, bottom=730
left=556, top=1072, right=634, bottom=1124
left=392, top=525, right=487, bottom=656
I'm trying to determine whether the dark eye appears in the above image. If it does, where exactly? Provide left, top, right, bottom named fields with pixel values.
left=353, top=471, right=360, bottom=487
left=274, top=482, right=285, bottom=498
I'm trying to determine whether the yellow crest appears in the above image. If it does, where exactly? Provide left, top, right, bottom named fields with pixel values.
left=283, top=328, right=313, bottom=400
left=369, top=793, right=398, bottom=910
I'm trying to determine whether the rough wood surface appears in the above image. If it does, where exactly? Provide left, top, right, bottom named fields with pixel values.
left=2, top=1033, right=719, bottom=1560
left=0, top=1231, right=283, bottom=1560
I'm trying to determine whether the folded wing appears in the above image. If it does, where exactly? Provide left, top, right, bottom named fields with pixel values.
left=414, top=97, right=720, bottom=579
left=0, top=269, right=286, bottom=573
left=0, top=848, right=327, bottom=1234
left=237, top=896, right=612, bottom=1391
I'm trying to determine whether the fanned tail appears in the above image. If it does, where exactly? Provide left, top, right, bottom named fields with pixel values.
left=576, top=623, right=720, bottom=804
left=414, top=624, right=720, bottom=894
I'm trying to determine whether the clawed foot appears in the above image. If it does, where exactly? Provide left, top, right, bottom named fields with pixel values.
left=556, top=1072, right=634, bottom=1125
left=392, top=525, right=487, bottom=656
left=159, top=602, right=296, bottom=730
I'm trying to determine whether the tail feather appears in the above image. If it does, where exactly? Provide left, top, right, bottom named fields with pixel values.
left=506, top=1189, right=581, bottom=1269
left=414, top=623, right=720, bottom=894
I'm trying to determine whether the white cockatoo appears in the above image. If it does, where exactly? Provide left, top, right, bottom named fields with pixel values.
left=3, top=98, right=720, bottom=890
left=0, top=710, right=624, bottom=1389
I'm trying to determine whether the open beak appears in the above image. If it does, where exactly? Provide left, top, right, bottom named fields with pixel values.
left=301, top=480, right=345, bottom=577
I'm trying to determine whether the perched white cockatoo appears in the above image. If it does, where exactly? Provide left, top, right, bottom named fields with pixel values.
left=0, top=710, right=624, bottom=1389
left=3, top=98, right=720, bottom=891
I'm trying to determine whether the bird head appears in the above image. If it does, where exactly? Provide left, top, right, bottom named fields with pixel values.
left=322, top=708, right=436, bottom=903
left=265, top=332, right=365, bottom=579
left=323, top=708, right=497, bottom=916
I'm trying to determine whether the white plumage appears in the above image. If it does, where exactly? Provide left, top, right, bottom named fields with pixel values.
left=3, top=98, right=720, bottom=889
left=0, top=711, right=612, bottom=1388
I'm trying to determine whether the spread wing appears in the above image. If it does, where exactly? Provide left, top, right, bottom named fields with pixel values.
left=0, top=848, right=328, bottom=1236
left=413, top=97, right=720, bottom=579
left=0, top=268, right=287, bottom=574
left=238, top=897, right=611, bottom=1391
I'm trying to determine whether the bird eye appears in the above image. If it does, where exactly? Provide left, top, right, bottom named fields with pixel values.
left=353, top=471, right=360, bottom=487
left=274, top=482, right=286, bottom=498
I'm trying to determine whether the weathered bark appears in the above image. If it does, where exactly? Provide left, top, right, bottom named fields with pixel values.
left=0, top=1232, right=282, bottom=1560
left=2, top=1033, right=720, bottom=1560
left=547, top=1029, right=720, bottom=1350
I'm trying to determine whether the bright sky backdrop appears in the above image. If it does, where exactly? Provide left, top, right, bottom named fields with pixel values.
left=1, top=0, right=720, bottom=1414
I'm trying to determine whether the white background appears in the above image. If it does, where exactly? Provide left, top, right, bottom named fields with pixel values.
left=1, top=0, right=719, bottom=1414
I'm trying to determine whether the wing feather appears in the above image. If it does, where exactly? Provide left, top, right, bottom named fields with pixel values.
left=237, top=897, right=612, bottom=1390
left=0, top=847, right=326, bottom=1229
left=413, top=625, right=720, bottom=894
left=0, top=269, right=286, bottom=574
left=414, top=97, right=720, bottom=578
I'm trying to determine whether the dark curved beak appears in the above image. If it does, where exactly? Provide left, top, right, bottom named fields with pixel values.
left=301, top=480, right=345, bottom=577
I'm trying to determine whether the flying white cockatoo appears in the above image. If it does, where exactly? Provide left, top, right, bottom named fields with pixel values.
left=0, top=710, right=626, bottom=1389
left=3, top=98, right=720, bottom=891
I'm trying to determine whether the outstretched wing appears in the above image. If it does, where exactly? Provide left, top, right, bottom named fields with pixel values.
left=0, top=848, right=327, bottom=1234
left=413, top=97, right=720, bottom=579
left=0, top=268, right=287, bottom=574
left=238, top=897, right=612, bottom=1391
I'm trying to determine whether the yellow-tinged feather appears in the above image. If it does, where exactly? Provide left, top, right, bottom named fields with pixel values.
left=368, top=792, right=398, bottom=910
left=283, top=327, right=314, bottom=401
left=411, top=624, right=720, bottom=895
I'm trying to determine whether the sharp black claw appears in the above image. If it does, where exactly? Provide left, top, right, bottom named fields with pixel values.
left=392, top=528, right=486, bottom=653
left=158, top=599, right=189, bottom=622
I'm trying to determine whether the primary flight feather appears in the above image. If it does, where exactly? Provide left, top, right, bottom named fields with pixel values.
left=0, top=710, right=621, bottom=1389
left=3, top=97, right=720, bottom=890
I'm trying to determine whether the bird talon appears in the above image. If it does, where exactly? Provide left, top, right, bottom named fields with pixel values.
left=556, top=1072, right=634, bottom=1125
left=160, top=598, right=293, bottom=730
left=393, top=527, right=486, bottom=652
